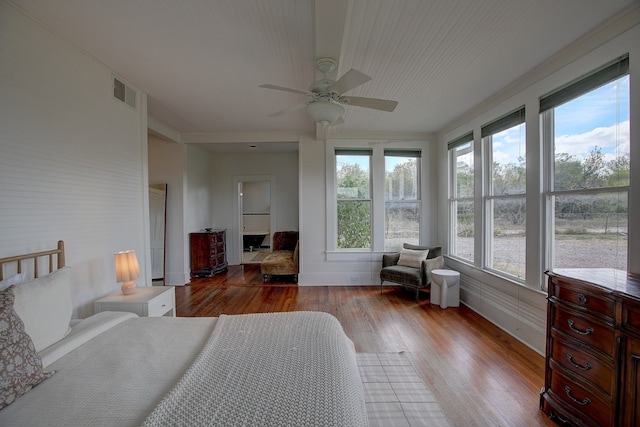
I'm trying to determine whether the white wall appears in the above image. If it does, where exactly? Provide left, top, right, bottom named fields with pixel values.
left=436, top=17, right=640, bottom=354
left=148, top=135, right=188, bottom=285
left=209, top=151, right=299, bottom=265
left=0, top=2, right=148, bottom=318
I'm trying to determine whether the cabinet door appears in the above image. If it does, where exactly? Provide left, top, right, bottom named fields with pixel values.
left=622, top=336, right=640, bottom=426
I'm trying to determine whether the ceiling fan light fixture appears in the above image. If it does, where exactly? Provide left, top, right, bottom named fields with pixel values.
left=307, top=100, right=344, bottom=127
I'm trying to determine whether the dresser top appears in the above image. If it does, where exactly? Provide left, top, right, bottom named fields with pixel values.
left=547, top=268, right=640, bottom=299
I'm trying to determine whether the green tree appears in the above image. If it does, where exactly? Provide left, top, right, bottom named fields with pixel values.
left=385, top=159, right=417, bottom=200
left=555, top=153, right=583, bottom=190
left=336, top=161, right=371, bottom=248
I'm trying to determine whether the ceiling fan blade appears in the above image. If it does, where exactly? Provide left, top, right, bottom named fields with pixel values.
left=327, top=69, right=371, bottom=95
left=267, top=102, right=309, bottom=117
left=341, top=96, right=398, bottom=112
left=259, top=84, right=312, bottom=96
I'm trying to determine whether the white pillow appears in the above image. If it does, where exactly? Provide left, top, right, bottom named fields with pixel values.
left=12, top=267, right=73, bottom=352
left=397, top=248, right=429, bottom=268
left=0, top=272, right=27, bottom=290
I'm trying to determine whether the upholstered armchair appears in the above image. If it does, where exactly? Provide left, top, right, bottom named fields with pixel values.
left=261, top=231, right=299, bottom=282
left=379, top=244, right=444, bottom=301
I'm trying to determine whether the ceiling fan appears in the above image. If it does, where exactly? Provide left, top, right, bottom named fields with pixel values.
left=259, top=58, right=398, bottom=128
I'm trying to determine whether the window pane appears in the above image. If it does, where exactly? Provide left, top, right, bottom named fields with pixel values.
left=489, top=197, right=526, bottom=279
left=337, top=200, right=371, bottom=249
left=553, top=192, right=627, bottom=269
left=452, top=200, right=474, bottom=261
left=490, top=123, right=526, bottom=195
left=554, top=76, right=630, bottom=191
left=455, top=142, right=474, bottom=198
left=385, top=201, right=419, bottom=250
left=385, top=156, right=418, bottom=200
left=337, top=155, right=370, bottom=199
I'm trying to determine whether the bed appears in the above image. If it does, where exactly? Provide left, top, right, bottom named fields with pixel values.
left=0, top=241, right=368, bottom=426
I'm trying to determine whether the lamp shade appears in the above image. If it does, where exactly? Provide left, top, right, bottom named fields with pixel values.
left=114, top=250, right=140, bottom=294
left=307, top=100, right=344, bottom=127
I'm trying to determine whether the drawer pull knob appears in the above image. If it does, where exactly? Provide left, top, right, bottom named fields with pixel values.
left=162, top=304, right=166, bottom=307
left=577, top=293, right=587, bottom=305
left=567, top=353, right=592, bottom=371
left=567, top=319, right=594, bottom=335
left=564, top=386, right=591, bottom=406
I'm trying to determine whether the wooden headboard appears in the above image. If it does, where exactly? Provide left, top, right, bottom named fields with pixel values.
left=0, top=240, right=66, bottom=281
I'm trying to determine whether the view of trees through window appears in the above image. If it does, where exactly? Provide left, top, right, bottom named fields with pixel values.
left=336, top=153, right=371, bottom=249
left=448, top=57, right=629, bottom=284
left=451, top=139, right=474, bottom=261
left=335, top=150, right=421, bottom=250
left=549, top=74, right=629, bottom=269
left=385, top=153, right=420, bottom=250
left=484, top=116, right=526, bottom=279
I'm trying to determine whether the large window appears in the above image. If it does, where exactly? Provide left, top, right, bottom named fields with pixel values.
left=482, top=107, right=526, bottom=280
left=384, top=150, right=421, bottom=250
left=331, top=145, right=423, bottom=253
left=335, top=150, right=372, bottom=249
left=541, top=55, right=629, bottom=270
left=448, top=133, right=474, bottom=261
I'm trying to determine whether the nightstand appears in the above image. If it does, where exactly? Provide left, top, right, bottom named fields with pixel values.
left=94, top=286, right=176, bottom=317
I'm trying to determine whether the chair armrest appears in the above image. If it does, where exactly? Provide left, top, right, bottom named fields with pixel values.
left=382, top=253, right=401, bottom=267
left=293, top=241, right=299, bottom=269
left=422, top=256, right=445, bottom=283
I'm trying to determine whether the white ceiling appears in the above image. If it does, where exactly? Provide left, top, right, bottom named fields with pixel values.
left=9, top=0, right=638, bottom=150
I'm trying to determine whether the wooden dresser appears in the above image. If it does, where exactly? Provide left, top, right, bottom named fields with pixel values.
left=541, top=268, right=640, bottom=426
left=189, top=229, right=227, bottom=278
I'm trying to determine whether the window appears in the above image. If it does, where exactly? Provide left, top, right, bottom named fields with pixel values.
left=541, top=55, right=629, bottom=270
left=329, top=144, right=423, bottom=254
left=448, top=133, right=474, bottom=261
left=335, top=150, right=372, bottom=249
left=384, top=150, right=421, bottom=250
left=482, top=107, right=526, bottom=280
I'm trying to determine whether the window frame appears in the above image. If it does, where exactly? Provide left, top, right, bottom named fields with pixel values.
left=326, top=140, right=426, bottom=260
left=384, top=149, right=422, bottom=251
left=447, top=132, right=475, bottom=262
left=481, top=107, right=527, bottom=282
left=335, top=149, right=373, bottom=250
left=540, top=55, right=630, bottom=272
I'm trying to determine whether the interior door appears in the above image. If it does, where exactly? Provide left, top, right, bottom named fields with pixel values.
left=149, top=184, right=166, bottom=281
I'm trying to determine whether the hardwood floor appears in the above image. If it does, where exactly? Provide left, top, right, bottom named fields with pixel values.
left=177, top=264, right=555, bottom=426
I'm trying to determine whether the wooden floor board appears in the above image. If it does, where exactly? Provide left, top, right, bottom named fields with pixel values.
left=177, top=264, right=555, bottom=426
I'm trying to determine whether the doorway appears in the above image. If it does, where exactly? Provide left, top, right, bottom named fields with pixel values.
left=234, top=176, right=276, bottom=264
left=149, top=183, right=167, bottom=284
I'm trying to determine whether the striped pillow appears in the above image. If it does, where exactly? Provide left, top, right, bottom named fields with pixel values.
left=397, top=248, right=430, bottom=268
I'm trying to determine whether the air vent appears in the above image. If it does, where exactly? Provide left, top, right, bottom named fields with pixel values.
left=112, top=76, right=136, bottom=109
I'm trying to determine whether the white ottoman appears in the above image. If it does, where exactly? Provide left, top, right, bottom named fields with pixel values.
left=430, top=269, right=460, bottom=308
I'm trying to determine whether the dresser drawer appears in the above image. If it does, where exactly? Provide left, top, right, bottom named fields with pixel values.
left=548, top=367, right=613, bottom=427
left=147, top=287, right=174, bottom=317
left=548, top=333, right=614, bottom=396
left=549, top=275, right=615, bottom=321
left=551, top=305, right=615, bottom=358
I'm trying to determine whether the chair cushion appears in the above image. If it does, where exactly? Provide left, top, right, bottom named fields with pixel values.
left=380, top=265, right=424, bottom=288
left=397, top=248, right=429, bottom=268
left=403, top=244, right=441, bottom=259
left=261, top=250, right=297, bottom=275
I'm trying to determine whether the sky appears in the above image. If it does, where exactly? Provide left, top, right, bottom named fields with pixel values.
left=492, top=75, right=630, bottom=164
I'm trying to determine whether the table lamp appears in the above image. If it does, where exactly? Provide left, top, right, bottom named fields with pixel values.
left=114, top=250, right=140, bottom=295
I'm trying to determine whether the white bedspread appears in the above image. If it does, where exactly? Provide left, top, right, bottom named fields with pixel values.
left=0, top=314, right=217, bottom=426
left=143, top=311, right=368, bottom=427
left=0, top=311, right=367, bottom=427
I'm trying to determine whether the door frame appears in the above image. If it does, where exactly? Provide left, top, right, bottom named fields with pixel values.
left=232, top=175, right=276, bottom=264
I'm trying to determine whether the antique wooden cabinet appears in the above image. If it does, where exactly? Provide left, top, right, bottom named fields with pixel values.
left=189, top=229, right=227, bottom=278
left=541, top=268, right=640, bottom=426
